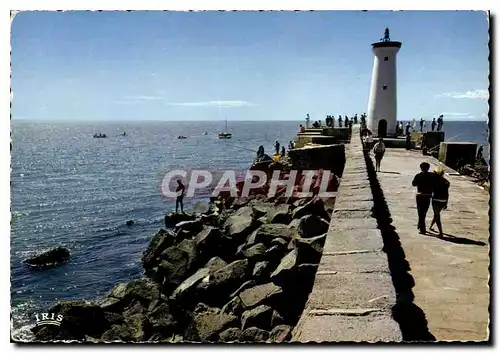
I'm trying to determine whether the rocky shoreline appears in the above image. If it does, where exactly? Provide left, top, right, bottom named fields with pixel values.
left=30, top=193, right=334, bottom=343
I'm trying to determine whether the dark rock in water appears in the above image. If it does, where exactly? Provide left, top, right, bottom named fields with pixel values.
left=174, top=220, right=203, bottom=238
left=142, top=229, right=175, bottom=276
left=252, top=261, right=272, bottom=281
left=147, top=302, right=178, bottom=336
left=164, top=212, right=196, bottom=228
left=288, top=233, right=327, bottom=264
left=186, top=305, right=239, bottom=342
left=271, top=310, right=285, bottom=328
left=241, top=305, right=273, bottom=331
left=247, top=224, right=298, bottom=246
left=242, top=243, right=267, bottom=261
left=238, top=282, right=283, bottom=309
left=31, top=300, right=110, bottom=341
left=204, top=256, right=228, bottom=273
left=24, top=246, right=70, bottom=269
left=266, top=204, right=291, bottom=224
left=270, top=249, right=298, bottom=283
left=268, top=325, right=292, bottom=343
left=297, top=214, right=329, bottom=238
left=170, top=267, right=210, bottom=302
left=221, top=296, right=244, bottom=317
left=240, top=327, right=269, bottom=342
left=219, top=327, right=242, bottom=342
left=101, top=324, right=134, bottom=342
left=292, top=197, right=330, bottom=221
left=126, top=220, right=135, bottom=226
left=224, top=215, right=256, bottom=240
left=201, top=259, right=250, bottom=304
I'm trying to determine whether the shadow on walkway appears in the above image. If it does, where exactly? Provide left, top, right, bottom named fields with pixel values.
left=378, top=170, right=401, bottom=175
left=425, top=231, right=487, bottom=246
left=363, top=140, right=436, bottom=342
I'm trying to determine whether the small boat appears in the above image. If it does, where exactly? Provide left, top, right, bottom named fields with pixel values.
left=218, top=118, right=232, bottom=139
left=177, top=136, right=187, bottom=139
left=93, top=133, right=107, bottom=138
left=122, top=132, right=126, bottom=136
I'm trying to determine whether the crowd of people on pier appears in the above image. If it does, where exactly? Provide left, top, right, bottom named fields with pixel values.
left=302, top=112, right=365, bottom=130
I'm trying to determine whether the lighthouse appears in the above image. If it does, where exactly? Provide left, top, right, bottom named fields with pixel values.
left=366, top=28, right=402, bottom=138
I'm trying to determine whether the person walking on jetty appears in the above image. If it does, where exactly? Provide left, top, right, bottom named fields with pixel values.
left=372, top=138, right=386, bottom=172
left=175, top=179, right=185, bottom=214
left=429, top=167, right=449, bottom=238
left=420, top=118, right=425, bottom=132
left=412, top=162, right=435, bottom=234
left=406, top=130, right=412, bottom=150
left=338, top=115, right=343, bottom=128
left=431, top=118, right=437, bottom=132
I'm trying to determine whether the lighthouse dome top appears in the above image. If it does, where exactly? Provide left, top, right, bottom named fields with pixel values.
left=371, top=27, right=402, bottom=49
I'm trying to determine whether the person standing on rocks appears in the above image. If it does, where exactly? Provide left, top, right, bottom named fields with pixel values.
left=372, top=138, right=386, bottom=172
left=429, top=167, right=449, bottom=238
left=176, top=179, right=185, bottom=214
left=275, top=141, right=280, bottom=155
left=412, top=162, right=436, bottom=234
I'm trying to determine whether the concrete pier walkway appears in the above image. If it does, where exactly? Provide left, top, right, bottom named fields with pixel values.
left=372, top=148, right=490, bottom=341
left=293, top=125, right=490, bottom=342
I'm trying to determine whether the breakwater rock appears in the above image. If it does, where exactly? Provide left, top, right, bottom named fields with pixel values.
left=31, top=196, right=333, bottom=343
left=24, top=246, right=70, bottom=269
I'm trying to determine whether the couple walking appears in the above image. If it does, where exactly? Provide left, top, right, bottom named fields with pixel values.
left=412, top=162, right=450, bottom=236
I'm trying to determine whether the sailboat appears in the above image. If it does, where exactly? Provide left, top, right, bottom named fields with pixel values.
left=218, top=118, right=232, bottom=139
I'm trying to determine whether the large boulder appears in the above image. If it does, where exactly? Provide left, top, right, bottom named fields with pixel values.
left=155, top=240, right=198, bottom=292
left=221, top=296, right=244, bottom=317
left=242, top=243, right=267, bottom=261
left=100, top=324, right=134, bottom=342
left=241, top=305, right=273, bottom=331
left=123, top=313, right=148, bottom=342
left=142, top=229, right=175, bottom=276
left=297, top=214, right=329, bottom=238
left=267, top=325, right=292, bottom=343
left=252, top=261, right=272, bottom=281
left=170, top=267, right=210, bottom=303
left=24, top=246, right=70, bottom=269
left=98, top=279, right=161, bottom=313
left=200, top=259, right=250, bottom=304
left=240, top=327, right=269, bottom=342
left=292, top=197, right=330, bottom=221
left=219, top=327, right=242, bottom=342
left=31, top=300, right=110, bottom=341
left=266, top=204, right=291, bottom=224
left=288, top=233, right=327, bottom=264
left=174, top=220, right=203, bottom=239
left=238, top=282, right=283, bottom=309
left=164, top=212, right=196, bottom=228
left=251, top=203, right=274, bottom=218
left=147, top=302, right=179, bottom=337
left=204, top=257, right=228, bottom=273
left=194, top=227, right=226, bottom=260
left=270, top=250, right=298, bottom=284
left=234, top=206, right=254, bottom=218
left=247, top=224, right=298, bottom=246
left=223, top=215, right=256, bottom=240
left=186, top=305, right=239, bottom=342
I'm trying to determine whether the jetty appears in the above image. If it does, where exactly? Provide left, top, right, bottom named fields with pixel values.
left=292, top=125, right=490, bottom=342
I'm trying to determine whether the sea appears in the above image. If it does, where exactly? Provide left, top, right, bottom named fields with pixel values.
left=10, top=119, right=489, bottom=340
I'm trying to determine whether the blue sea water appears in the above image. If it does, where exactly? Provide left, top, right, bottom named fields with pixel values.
left=10, top=119, right=489, bottom=339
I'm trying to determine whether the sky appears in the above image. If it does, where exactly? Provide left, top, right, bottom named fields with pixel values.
left=10, top=10, right=490, bottom=121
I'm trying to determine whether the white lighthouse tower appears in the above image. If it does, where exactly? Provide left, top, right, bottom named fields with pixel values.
left=366, top=28, right=402, bottom=138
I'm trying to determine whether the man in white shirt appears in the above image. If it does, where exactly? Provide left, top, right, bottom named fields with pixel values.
left=372, top=138, right=386, bottom=172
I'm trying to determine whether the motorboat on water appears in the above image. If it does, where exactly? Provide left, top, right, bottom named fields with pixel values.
left=94, top=133, right=107, bottom=138
left=178, top=136, right=187, bottom=139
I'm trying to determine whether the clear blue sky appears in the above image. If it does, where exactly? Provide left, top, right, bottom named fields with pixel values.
left=11, top=10, right=489, bottom=121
